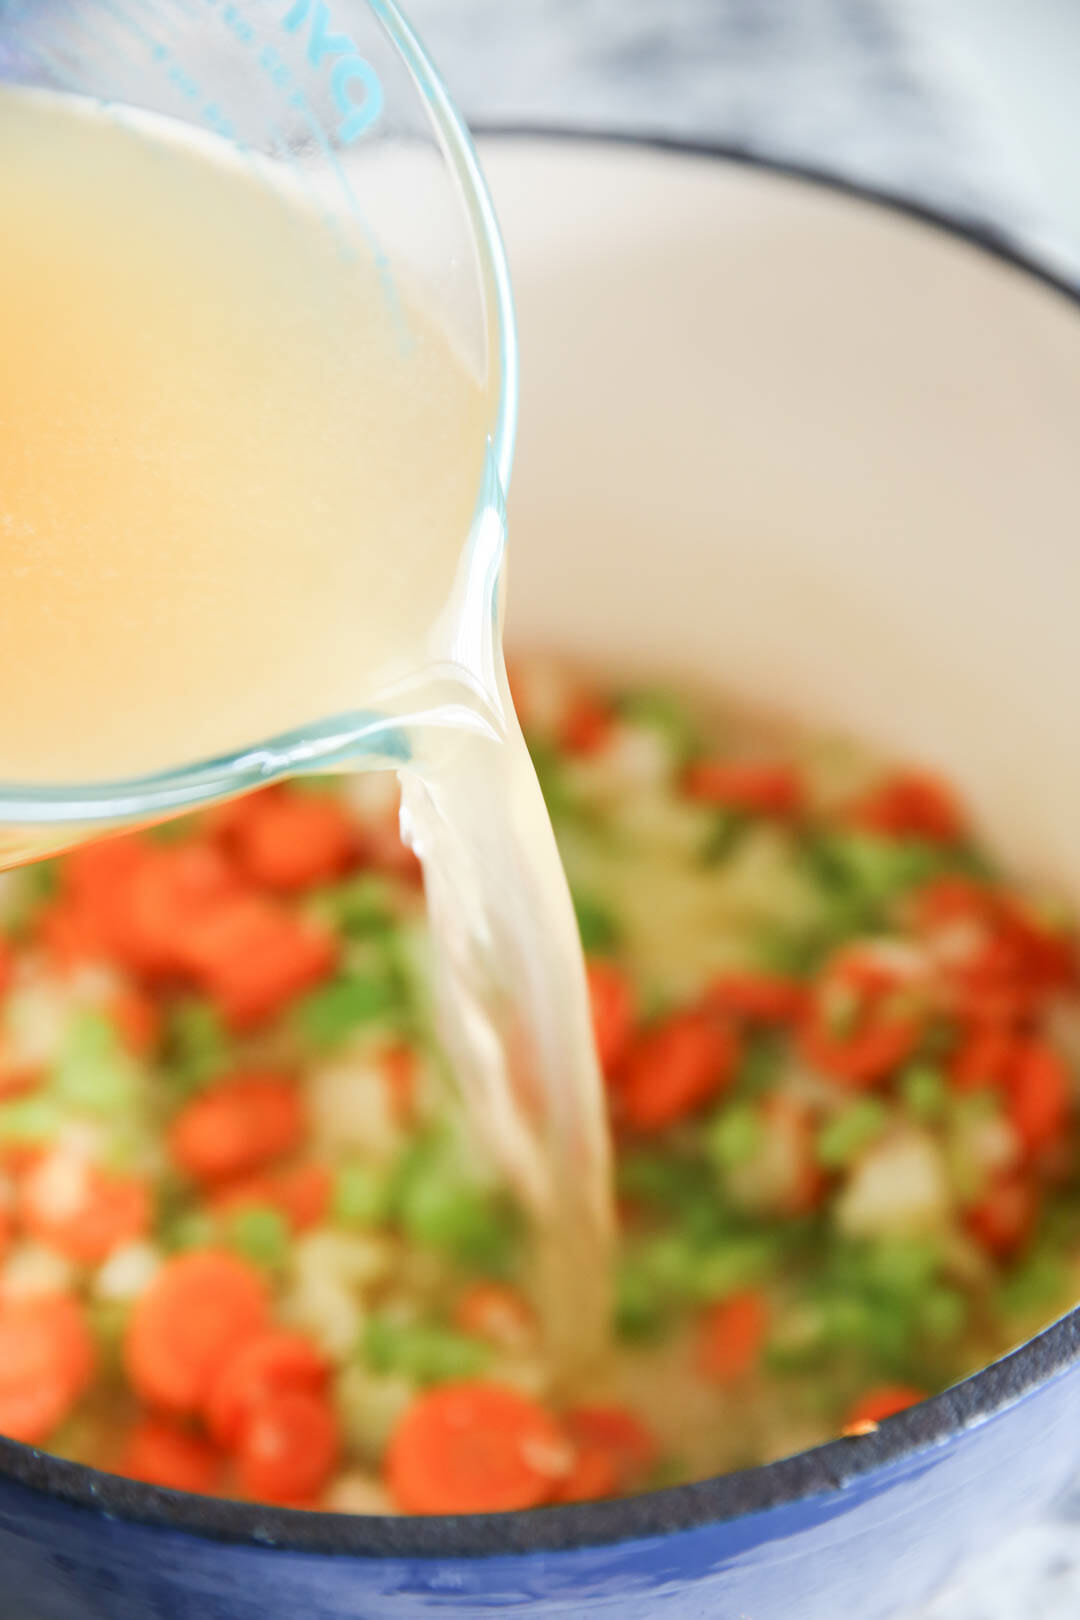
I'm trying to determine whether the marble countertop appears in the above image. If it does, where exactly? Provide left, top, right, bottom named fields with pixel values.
left=405, top=3, right=1080, bottom=1616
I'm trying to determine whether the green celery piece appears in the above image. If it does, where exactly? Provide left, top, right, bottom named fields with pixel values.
left=996, top=1247, right=1069, bottom=1321
left=706, top=1103, right=765, bottom=1172
left=333, top=1162, right=391, bottom=1228
left=616, top=688, right=703, bottom=766
left=0, top=1093, right=65, bottom=1143
left=900, top=1064, right=948, bottom=1123
left=165, top=1210, right=220, bottom=1253
left=393, top=1138, right=517, bottom=1275
left=53, top=1010, right=139, bottom=1115
left=226, top=1205, right=290, bottom=1269
left=698, top=809, right=749, bottom=868
left=312, top=875, right=397, bottom=938
left=571, top=890, right=621, bottom=955
left=919, top=1285, right=967, bottom=1344
left=614, top=1257, right=669, bottom=1342
left=733, top=1034, right=787, bottom=1098
left=363, top=1313, right=490, bottom=1384
left=294, top=969, right=402, bottom=1052
left=162, top=1000, right=231, bottom=1097
left=617, top=1150, right=715, bottom=1218
left=815, top=1099, right=889, bottom=1170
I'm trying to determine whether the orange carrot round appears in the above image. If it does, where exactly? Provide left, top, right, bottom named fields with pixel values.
left=205, top=1329, right=329, bottom=1449
left=618, top=1010, right=737, bottom=1132
left=843, top=1384, right=925, bottom=1433
left=586, top=959, right=636, bottom=1078
left=846, top=772, right=966, bottom=844
left=0, top=1293, right=95, bottom=1444
left=386, top=1382, right=570, bottom=1515
left=554, top=1444, right=619, bottom=1503
left=168, top=1072, right=305, bottom=1183
left=453, top=1282, right=536, bottom=1351
left=115, top=1417, right=222, bottom=1494
left=966, top=1174, right=1040, bottom=1259
left=19, top=1159, right=151, bottom=1265
left=178, top=897, right=337, bottom=1030
left=124, top=1251, right=269, bottom=1414
left=708, top=971, right=808, bottom=1027
left=1007, top=1042, right=1070, bottom=1156
left=695, top=1291, right=770, bottom=1384
left=562, top=1405, right=658, bottom=1491
left=683, top=760, right=804, bottom=818
left=235, top=1389, right=340, bottom=1503
left=233, top=790, right=357, bottom=893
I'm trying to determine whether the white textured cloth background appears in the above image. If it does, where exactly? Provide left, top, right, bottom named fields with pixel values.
left=409, top=0, right=1080, bottom=280
left=405, top=2, right=1080, bottom=1615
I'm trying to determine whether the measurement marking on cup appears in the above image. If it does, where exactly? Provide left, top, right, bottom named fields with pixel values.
left=281, top=0, right=383, bottom=143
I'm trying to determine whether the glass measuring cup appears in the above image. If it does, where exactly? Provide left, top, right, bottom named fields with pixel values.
left=0, top=0, right=518, bottom=863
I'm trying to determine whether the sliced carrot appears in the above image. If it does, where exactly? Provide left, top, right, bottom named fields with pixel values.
left=586, top=959, right=636, bottom=1078
left=0, top=938, right=13, bottom=1001
left=116, top=842, right=242, bottom=979
left=0, top=1208, right=10, bottom=1267
left=210, top=1161, right=331, bottom=1233
left=618, top=1010, right=738, bottom=1133
left=36, top=900, right=104, bottom=969
left=843, top=1384, right=924, bottom=1434
left=108, top=988, right=161, bottom=1058
left=231, top=789, right=357, bottom=893
left=695, top=1291, right=769, bottom=1385
left=18, top=1157, right=151, bottom=1265
left=683, top=760, right=804, bottom=818
left=454, top=1283, right=536, bottom=1352
left=0, top=1065, right=42, bottom=1102
left=168, top=1073, right=305, bottom=1183
left=800, top=955, right=919, bottom=1090
left=562, top=1405, right=658, bottom=1491
left=115, top=1418, right=222, bottom=1494
left=178, top=897, right=337, bottom=1030
left=554, top=1444, right=619, bottom=1503
left=382, top=1044, right=418, bottom=1128
left=0, top=1293, right=96, bottom=1444
left=966, top=1174, right=1040, bottom=1259
left=204, top=1329, right=329, bottom=1449
left=124, top=1251, right=269, bottom=1414
left=235, top=1389, right=341, bottom=1504
left=386, top=1382, right=571, bottom=1515
left=559, top=694, right=614, bottom=757
left=846, top=772, right=966, bottom=844
left=708, top=972, right=808, bottom=1027
left=947, top=1024, right=1016, bottom=1093
left=1006, top=1042, right=1070, bottom=1157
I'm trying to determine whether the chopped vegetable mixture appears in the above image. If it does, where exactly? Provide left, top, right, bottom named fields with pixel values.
left=0, top=662, right=1078, bottom=1513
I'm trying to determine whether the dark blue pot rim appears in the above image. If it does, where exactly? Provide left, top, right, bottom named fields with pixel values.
left=3, top=127, right=1079, bottom=1562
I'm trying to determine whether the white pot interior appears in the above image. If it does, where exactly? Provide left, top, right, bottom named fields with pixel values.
left=484, top=139, right=1080, bottom=893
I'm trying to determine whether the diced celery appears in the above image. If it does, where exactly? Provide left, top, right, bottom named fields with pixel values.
left=614, top=1257, right=668, bottom=1341
left=295, top=970, right=403, bottom=1052
left=919, top=1285, right=967, bottom=1344
left=0, top=1093, right=65, bottom=1143
left=616, top=1150, right=713, bottom=1218
left=333, top=1163, right=391, bottom=1228
left=699, top=810, right=747, bottom=867
left=733, top=1034, right=786, bottom=1098
left=816, top=1100, right=888, bottom=1170
left=706, top=1103, right=765, bottom=1172
left=226, top=1205, right=290, bottom=1269
left=164, top=1210, right=220, bottom=1252
left=162, top=1000, right=230, bottom=1097
left=393, top=1141, right=517, bottom=1275
left=311, top=876, right=397, bottom=939
left=996, top=1248, right=1069, bottom=1321
left=642, top=1230, right=777, bottom=1302
left=53, top=1010, right=139, bottom=1115
left=616, top=689, right=702, bottom=766
left=571, top=891, right=621, bottom=955
left=363, top=1313, right=490, bottom=1384
left=900, top=1064, right=948, bottom=1123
